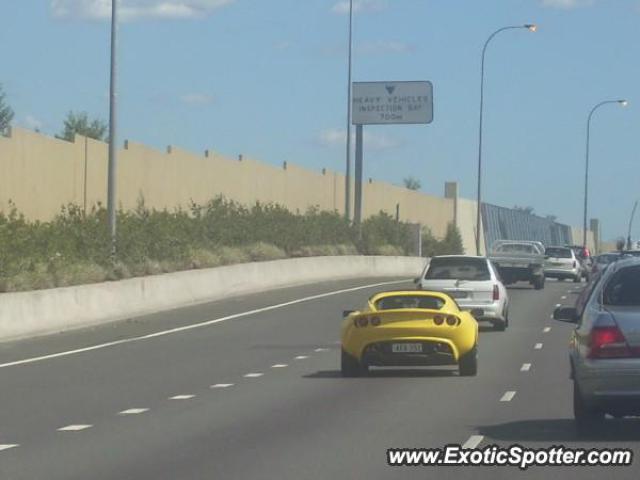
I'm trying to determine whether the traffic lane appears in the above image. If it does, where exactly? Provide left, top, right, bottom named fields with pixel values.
left=0, top=277, right=405, bottom=365
left=0, top=274, right=566, bottom=479
left=0, top=278, right=408, bottom=443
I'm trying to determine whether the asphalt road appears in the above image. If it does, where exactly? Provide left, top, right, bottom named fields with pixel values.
left=0, top=277, right=638, bottom=479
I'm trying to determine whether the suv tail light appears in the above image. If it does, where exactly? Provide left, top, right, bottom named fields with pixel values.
left=493, top=284, right=500, bottom=301
left=588, top=325, right=638, bottom=359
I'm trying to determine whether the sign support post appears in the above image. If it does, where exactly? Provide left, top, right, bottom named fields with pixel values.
left=354, top=124, right=364, bottom=225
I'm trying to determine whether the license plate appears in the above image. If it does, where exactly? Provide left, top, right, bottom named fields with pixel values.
left=552, top=263, right=563, bottom=267
left=449, top=291, right=468, bottom=299
left=392, top=343, right=423, bottom=353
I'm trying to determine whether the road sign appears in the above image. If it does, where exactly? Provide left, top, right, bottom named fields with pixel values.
left=352, top=81, right=433, bottom=125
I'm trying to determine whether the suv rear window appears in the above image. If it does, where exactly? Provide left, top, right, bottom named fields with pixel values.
left=425, top=257, right=490, bottom=281
left=495, top=243, right=535, bottom=254
left=545, top=247, right=572, bottom=258
left=603, top=266, right=640, bottom=306
left=376, top=295, right=445, bottom=310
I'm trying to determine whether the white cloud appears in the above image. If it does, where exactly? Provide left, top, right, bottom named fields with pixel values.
left=51, top=0, right=235, bottom=21
left=331, top=0, right=387, bottom=15
left=24, top=115, right=44, bottom=131
left=180, top=93, right=214, bottom=105
left=357, top=40, right=415, bottom=55
left=316, top=128, right=401, bottom=151
left=540, top=0, right=594, bottom=9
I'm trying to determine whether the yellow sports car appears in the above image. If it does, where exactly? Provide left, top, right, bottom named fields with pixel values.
left=341, top=290, right=479, bottom=376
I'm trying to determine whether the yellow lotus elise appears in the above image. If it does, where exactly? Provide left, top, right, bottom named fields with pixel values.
left=341, top=290, right=478, bottom=376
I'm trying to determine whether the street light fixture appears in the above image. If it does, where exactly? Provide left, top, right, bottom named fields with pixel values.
left=475, top=24, right=537, bottom=256
left=583, top=99, right=628, bottom=248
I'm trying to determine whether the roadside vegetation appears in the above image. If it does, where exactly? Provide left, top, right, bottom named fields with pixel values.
left=0, top=197, right=464, bottom=292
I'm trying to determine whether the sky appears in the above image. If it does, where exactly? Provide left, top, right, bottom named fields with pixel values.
left=1, top=0, right=639, bottom=240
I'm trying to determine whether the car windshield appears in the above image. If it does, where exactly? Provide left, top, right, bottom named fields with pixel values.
left=494, top=243, right=535, bottom=254
left=375, top=295, right=445, bottom=310
left=425, top=257, right=491, bottom=281
left=545, top=247, right=572, bottom=258
left=603, top=266, right=640, bottom=306
left=597, top=254, right=618, bottom=264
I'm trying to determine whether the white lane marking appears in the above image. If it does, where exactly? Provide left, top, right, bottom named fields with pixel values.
left=0, top=280, right=406, bottom=370
left=561, top=296, right=567, bottom=300
left=170, top=395, right=195, bottom=400
left=210, top=383, right=234, bottom=389
left=118, top=408, right=149, bottom=415
left=535, top=343, right=543, bottom=350
left=549, top=314, right=554, bottom=319
left=294, top=355, right=309, bottom=360
left=243, top=373, right=263, bottom=378
left=543, top=327, right=551, bottom=333
left=0, top=444, right=19, bottom=452
left=58, top=424, right=92, bottom=432
left=271, top=364, right=288, bottom=368
left=500, top=391, right=516, bottom=402
left=521, top=363, right=532, bottom=372
left=314, top=348, right=330, bottom=352
left=462, top=435, right=484, bottom=449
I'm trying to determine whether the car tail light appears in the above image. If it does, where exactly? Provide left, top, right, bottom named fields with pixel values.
left=573, top=261, right=577, bottom=268
left=588, top=326, right=636, bottom=359
left=433, top=315, right=445, bottom=326
left=370, top=316, right=381, bottom=326
left=355, top=317, right=369, bottom=328
left=446, top=315, right=458, bottom=326
left=493, top=284, right=499, bottom=301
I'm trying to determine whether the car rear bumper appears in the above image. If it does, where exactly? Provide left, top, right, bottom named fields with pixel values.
left=576, top=363, right=640, bottom=412
left=544, top=267, right=579, bottom=278
left=361, top=340, right=457, bottom=367
left=459, top=301, right=504, bottom=322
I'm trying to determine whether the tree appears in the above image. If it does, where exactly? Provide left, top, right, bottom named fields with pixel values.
left=0, top=84, right=14, bottom=135
left=57, top=111, right=107, bottom=142
left=403, top=176, right=421, bottom=191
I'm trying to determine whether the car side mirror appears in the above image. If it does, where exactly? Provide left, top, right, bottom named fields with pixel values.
left=553, top=306, right=578, bottom=323
left=413, top=277, right=420, bottom=284
left=343, top=310, right=356, bottom=317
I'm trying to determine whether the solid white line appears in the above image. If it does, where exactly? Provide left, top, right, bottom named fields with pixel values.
left=521, top=363, right=531, bottom=372
left=58, top=424, right=92, bottom=432
left=243, top=373, right=263, bottom=378
left=0, top=280, right=406, bottom=370
left=0, top=444, right=19, bottom=452
left=170, top=395, right=194, bottom=400
left=294, top=355, right=309, bottom=360
left=210, top=383, right=234, bottom=388
left=314, top=348, right=330, bottom=352
left=462, top=435, right=484, bottom=449
left=535, top=343, right=543, bottom=350
left=543, top=327, right=551, bottom=333
left=118, top=408, right=149, bottom=415
left=500, top=391, right=516, bottom=402
left=271, top=364, right=288, bottom=368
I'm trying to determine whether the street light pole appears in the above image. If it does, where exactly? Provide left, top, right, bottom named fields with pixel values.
left=344, top=0, right=354, bottom=221
left=107, top=0, right=118, bottom=258
left=475, top=24, right=537, bottom=256
left=627, top=200, right=638, bottom=250
left=583, top=99, right=627, bottom=249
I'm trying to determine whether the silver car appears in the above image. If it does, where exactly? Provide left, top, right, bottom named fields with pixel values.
left=543, top=246, right=581, bottom=283
left=554, top=257, right=640, bottom=431
left=416, top=255, right=509, bottom=331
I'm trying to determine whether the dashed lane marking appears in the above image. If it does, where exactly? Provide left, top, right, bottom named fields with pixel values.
left=118, top=408, right=148, bottom=415
left=462, top=435, right=484, bottom=449
left=0, top=444, right=19, bottom=452
left=294, top=356, right=309, bottom=360
left=521, top=363, right=531, bottom=372
left=210, top=383, right=234, bottom=388
left=543, top=327, right=551, bottom=333
left=500, top=391, right=516, bottom=402
left=169, top=395, right=195, bottom=400
left=535, top=343, right=543, bottom=350
left=58, top=424, right=92, bottom=432
left=243, top=373, right=264, bottom=378
left=271, top=364, right=288, bottom=368
left=0, top=280, right=406, bottom=370
left=315, top=348, right=330, bottom=352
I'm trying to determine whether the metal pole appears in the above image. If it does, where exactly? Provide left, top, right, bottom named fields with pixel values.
left=107, top=0, right=118, bottom=258
left=344, top=0, right=353, bottom=221
left=583, top=100, right=626, bottom=249
left=475, top=25, right=535, bottom=256
left=627, top=200, right=638, bottom=250
left=354, top=124, right=363, bottom=225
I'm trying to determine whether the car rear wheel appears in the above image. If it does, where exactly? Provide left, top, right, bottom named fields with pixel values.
left=533, top=277, right=545, bottom=290
left=459, top=345, right=478, bottom=376
left=573, top=275, right=581, bottom=283
left=341, top=350, right=367, bottom=377
left=574, top=382, right=604, bottom=433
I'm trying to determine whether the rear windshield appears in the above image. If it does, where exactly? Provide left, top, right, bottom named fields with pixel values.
left=425, top=257, right=490, bottom=281
left=494, top=243, right=535, bottom=254
left=545, top=247, right=572, bottom=258
left=375, top=295, right=445, bottom=310
left=603, top=266, right=640, bottom=306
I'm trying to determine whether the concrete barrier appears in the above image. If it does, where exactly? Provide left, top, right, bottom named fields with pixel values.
left=0, top=256, right=427, bottom=342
